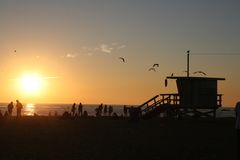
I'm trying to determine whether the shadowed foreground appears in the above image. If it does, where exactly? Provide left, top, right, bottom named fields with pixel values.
left=0, top=117, right=237, bottom=160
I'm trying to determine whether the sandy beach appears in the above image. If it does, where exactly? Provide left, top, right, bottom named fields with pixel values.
left=0, top=116, right=237, bottom=160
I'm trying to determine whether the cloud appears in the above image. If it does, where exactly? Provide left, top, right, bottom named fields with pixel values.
left=100, top=44, right=113, bottom=53
left=63, top=42, right=127, bottom=57
left=78, top=47, right=95, bottom=56
left=66, top=53, right=77, bottom=58
left=117, top=45, right=126, bottom=49
left=99, top=43, right=126, bottom=54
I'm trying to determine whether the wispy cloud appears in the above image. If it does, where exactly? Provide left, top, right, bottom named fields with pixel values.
left=98, top=43, right=126, bottom=54
left=100, top=44, right=114, bottom=53
left=63, top=42, right=127, bottom=58
left=66, top=53, right=77, bottom=58
left=117, top=45, right=126, bottom=49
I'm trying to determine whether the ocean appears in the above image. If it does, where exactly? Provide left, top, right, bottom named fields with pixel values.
left=0, top=103, right=127, bottom=117
left=0, top=103, right=236, bottom=118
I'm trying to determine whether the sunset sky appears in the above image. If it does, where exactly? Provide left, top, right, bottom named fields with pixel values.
left=0, top=0, right=240, bottom=106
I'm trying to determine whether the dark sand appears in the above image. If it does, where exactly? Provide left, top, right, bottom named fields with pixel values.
left=0, top=117, right=237, bottom=160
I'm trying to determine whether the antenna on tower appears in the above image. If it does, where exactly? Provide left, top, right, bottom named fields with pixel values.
left=187, top=50, right=190, bottom=77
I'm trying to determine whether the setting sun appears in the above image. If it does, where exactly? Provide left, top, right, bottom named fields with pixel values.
left=20, top=74, right=43, bottom=94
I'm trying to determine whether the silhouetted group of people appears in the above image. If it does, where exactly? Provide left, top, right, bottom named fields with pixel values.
left=95, top=104, right=114, bottom=117
left=0, top=100, right=23, bottom=118
left=0, top=100, right=139, bottom=121
left=71, top=102, right=86, bottom=117
left=59, top=102, right=88, bottom=119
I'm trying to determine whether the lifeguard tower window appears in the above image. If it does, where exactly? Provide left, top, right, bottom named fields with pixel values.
left=167, top=77, right=225, bottom=109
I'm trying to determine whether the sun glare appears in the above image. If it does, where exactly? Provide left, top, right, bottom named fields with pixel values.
left=20, top=74, right=42, bottom=94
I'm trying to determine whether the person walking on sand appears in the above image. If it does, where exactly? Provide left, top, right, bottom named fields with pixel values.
left=71, top=103, right=76, bottom=116
left=78, top=103, right=83, bottom=117
left=7, top=101, right=14, bottom=116
left=16, top=100, right=23, bottom=118
left=235, top=101, right=240, bottom=159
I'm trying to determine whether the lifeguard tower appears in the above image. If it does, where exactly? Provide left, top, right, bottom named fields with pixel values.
left=138, top=53, right=225, bottom=119
left=138, top=76, right=225, bottom=119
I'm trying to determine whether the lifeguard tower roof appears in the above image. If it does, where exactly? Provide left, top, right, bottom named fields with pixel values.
left=167, top=76, right=225, bottom=81
left=166, top=76, right=225, bottom=109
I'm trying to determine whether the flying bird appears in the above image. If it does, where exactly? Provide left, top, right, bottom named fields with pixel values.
left=119, top=57, right=125, bottom=63
left=153, top=63, right=159, bottom=68
left=165, top=79, right=168, bottom=87
left=148, top=67, right=156, bottom=72
left=193, top=71, right=206, bottom=75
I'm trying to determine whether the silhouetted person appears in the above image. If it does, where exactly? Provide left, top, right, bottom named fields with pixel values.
left=129, top=106, right=140, bottom=122
left=104, top=105, right=108, bottom=116
left=108, top=106, right=113, bottom=116
left=54, top=111, right=58, bottom=117
left=123, top=105, right=128, bottom=117
left=78, top=103, right=83, bottom=116
left=235, top=101, right=240, bottom=159
left=16, top=100, right=23, bottom=118
left=71, top=103, right=76, bottom=116
left=99, top=103, right=103, bottom=116
left=62, top=111, right=71, bottom=119
left=83, top=110, right=88, bottom=118
left=0, top=110, right=3, bottom=119
left=112, top=112, right=118, bottom=120
left=96, top=103, right=103, bottom=117
left=7, top=101, right=14, bottom=116
left=129, top=106, right=134, bottom=121
left=95, top=107, right=100, bottom=117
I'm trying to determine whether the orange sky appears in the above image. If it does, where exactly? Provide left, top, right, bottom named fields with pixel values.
left=1, top=1, right=240, bottom=107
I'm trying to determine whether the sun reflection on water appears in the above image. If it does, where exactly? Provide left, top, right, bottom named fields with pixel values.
left=25, top=103, right=35, bottom=116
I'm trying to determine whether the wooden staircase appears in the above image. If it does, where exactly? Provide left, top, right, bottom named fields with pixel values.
left=138, top=94, right=180, bottom=119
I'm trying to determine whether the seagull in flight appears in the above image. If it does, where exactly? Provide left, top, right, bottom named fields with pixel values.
left=148, top=67, right=156, bottom=72
left=193, top=71, right=206, bottom=75
left=153, top=63, right=159, bottom=68
left=119, top=57, right=125, bottom=63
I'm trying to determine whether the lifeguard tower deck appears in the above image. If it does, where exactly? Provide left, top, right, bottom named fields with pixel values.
left=138, top=76, right=225, bottom=119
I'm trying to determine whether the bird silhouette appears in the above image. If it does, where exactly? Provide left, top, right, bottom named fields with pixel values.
left=153, top=63, right=159, bottom=68
left=14, top=50, right=16, bottom=53
left=193, top=71, right=206, bottom=75
left=148, top=67, right=156, bottom=72
left=165, top=79, right=168, bottom=87
left=187, top=50, right=190, bottom=54
left=171, top=73, right=174, bottom=77
left=119, top=57, right=125, bottom=63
